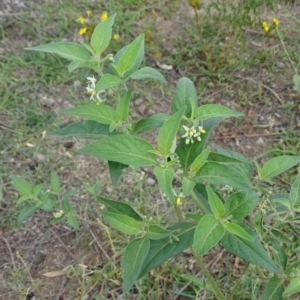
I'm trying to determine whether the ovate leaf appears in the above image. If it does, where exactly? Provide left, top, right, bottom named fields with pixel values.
left=206, top=186, right=225, bottom=219
left=261, top=277, right=284, bottom=300
left=77, top=134, right=156, bottom=167
left=260, top=156, right=300, bottom=180
left=221, top=224, right=282, bottom=274
left=182, top=177, right=195, bottom=196
left=97, top=196, right=143, bottom=221
left=129, top=67, right=166, bottom=83
left=25, top=42, right=90, bottom=61
left=50, top=121, right=110, bottom=138
left=115, top=34, right=144, bottom=77
left=195, top=104, right=244, bottom=120
left=157, top=106, right=185, bottom=155
left=132, top=113, right=169, bottom=135
left=171, top=77, right=197, bottom=118
left=122, top=237, right=150, bottom=292
left=100, top=211, right=141, bottom=235
left=108, top=161, right=127, bottom=186
left=50, top=171, right=61, bottom=193
left=147, top=225, right=172, bottom=240
left=193, top=215, right=225, bottom=256
left=91, top=14, right=116, bottom=55
left=190, top=147, right=211, bottom=173
left=154, top=167, right=175, bottom=202
left=116, top=91, right=132, bottom=121
left=12, top=175, right=33, bottom=196
left=17, top=204, right=38, bottom=226
left=223, top=222, right=253, bottom=241
left=137, top=222, right=195, bottom=279
left=61, top=104, right=118, bottom=125
left=282, top=277, right=300, bottom=297
left=95, top=74, right=121, bottom=91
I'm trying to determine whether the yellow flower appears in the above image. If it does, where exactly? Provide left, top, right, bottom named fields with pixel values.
left=113, top=34, right=120, bottom=41
left=189, top=0, right=201, bottom=9
left=262, top=21, right=269, bottom=33
left=78, top=16, right=85, bottom=25
left=176, top=196, right=182, bottom=205
left=79, top=27, right=87, bottom=35
left=100, top=12, right=108, bottom=22
left=86, top=10, right=92, bottom=17
left=273, top=17, right=279, bottom=27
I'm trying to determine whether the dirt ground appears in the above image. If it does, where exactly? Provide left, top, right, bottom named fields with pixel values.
left=1, top=0, right=300, bottom=299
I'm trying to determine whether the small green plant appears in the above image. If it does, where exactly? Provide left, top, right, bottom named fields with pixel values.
left=12, top=171, right=79, bottom=230
left=12, top=13, right=300, bottom=299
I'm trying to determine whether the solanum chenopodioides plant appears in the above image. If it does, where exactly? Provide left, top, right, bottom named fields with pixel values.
left=23, top=14, right=300, bottom=299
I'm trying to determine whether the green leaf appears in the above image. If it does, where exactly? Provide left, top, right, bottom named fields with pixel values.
left=91, top=14, right=116, bottom=55
left=157, top=106, right=185, bottom=155
left=132, top=113, right=169, bottom=135
left=61, top=104, right=118, bottom=125
left=261, top=277, right=284, bottom=300
left=16, top=195, right=31, bottom=206
left=171, top=77, right=197, bottom=118
left=137, top=222, right=195, bottom=279
left=12, top=175, right=33, bottom=196
left=207, top=152, right=242, bottom=164
left=17, top=204, right=38, bottom=226
left=147, top=225, right=172, bottom=240
left=115, top=34, right=144, bottom=76
left=122, top=237, right=150, bottom=292
left=282, top=277, right=300, bottom=297
left=293, top=74, right=300, bottom=94
left=25, top=42, right=90, bottom=61
left=225, top=191, right=258, bottom=221
left=192, top=215, right=225, bottom=256
left=176, top=117, right=223, bottom=172
left=62, top=197, right=72, bottom=213
left=50, top=171, right=60, bottom=193
left=206, top=186, right=225, bottom=219
left=213, top=146, right=253, bottom=180
left=271, top=239, right=287, bottom=270
left=100, top=211, right=141, bottom=235
left=33, top=183, right=44, bottom=197
left=67, top=60, right=98, bottom=72
left=97, top=196, right=143, bottom=221
left=108, top=161, right=127, bottom=186
left=154, top=167, right=175, bottom=202
left=116, top=91, right=132, bottom=121
left=291, top=172, right=300, bottom=206
left=195, top=104, right=244, bottom=120
left=128, top=67, right=166, bottom=83
left=40, top=194, right=53, bottom=212
left=95, top=74, right=121, bottom=91
left=196, top=162, right=252, bottom=191
left=223, top=222, right=253, bottom=241
left=221, top=224, right=282, bottom=274
left=260, top=156, right=300, bottom=180
left=182, top=177, right=195, bottom=196
left=77, top=134, right=156, bottom=167
left=190, top=147, right=211, bottom=173
left=67, top=215, right=79, bottom=230
left=50, top=121, right=110, bottom=138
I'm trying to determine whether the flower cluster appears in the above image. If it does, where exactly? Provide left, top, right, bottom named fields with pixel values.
left=258, top=198, right=270, bottom=215
left=262, top=17, right=279, bottom=34
left=77, top=10, right=120, bottom=41
left=86, top=76, right=105, bottom=104
left=53, top=209, right=64, bottom=219
left=182, top=124, right=206, bottom=145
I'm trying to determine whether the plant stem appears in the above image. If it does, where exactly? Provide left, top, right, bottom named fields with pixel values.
left=174, top=203, right=184, bottom=222
left=225, top=262, right=249, bottom=300
left=193, top=253, right=225, bottom=300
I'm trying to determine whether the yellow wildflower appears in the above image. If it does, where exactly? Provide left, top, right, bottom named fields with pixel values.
left=100, top=12, right=108, bottom=22
left=78, top=16, right=85, bottom=25
left=79, top=27, right=87, bottom=35
left=113, top=34, right=120, bottom=41
left=86, top=10, right=92, bottom=17
left=262, top=21, right=269, bottom=33
left=176, top=196, right=182, bottom=205
left=273, top=17, right=279, bottom=27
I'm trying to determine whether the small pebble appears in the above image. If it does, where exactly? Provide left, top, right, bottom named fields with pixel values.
left=146, top=178, right=156, bottom=186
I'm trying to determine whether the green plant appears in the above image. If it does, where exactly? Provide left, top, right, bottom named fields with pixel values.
left=12, top=13, right=300, bottom=299
left=12, top=171, right=79, bottom=230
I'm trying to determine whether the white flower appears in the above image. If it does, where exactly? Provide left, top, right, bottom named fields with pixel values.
left=86, top=76, right=105, bottom=103
left=53, top=209, right=64, bottom=218
left=182, top=125, right=196, bottom=144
